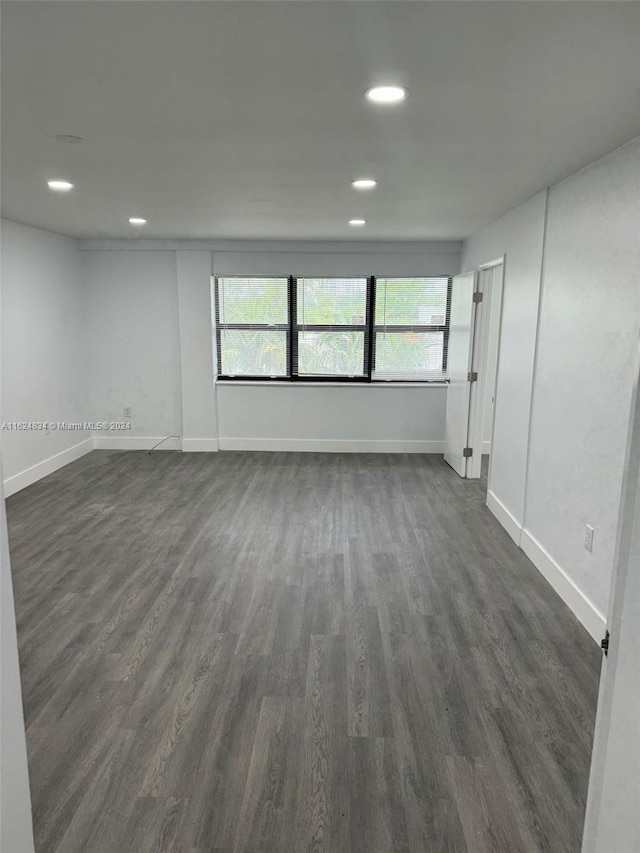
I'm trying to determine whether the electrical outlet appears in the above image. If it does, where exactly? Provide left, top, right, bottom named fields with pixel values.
left=124, top=407, right=132, bottom=418
left=585, top=524, right=595, bottom=553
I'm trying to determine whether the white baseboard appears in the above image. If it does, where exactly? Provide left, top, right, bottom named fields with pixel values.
left=93, top=435, right=182, bottom=451
left=3, top=438, right=94, bottom=497
left=487, top=489, right=522, bottom=546
left=486, top=490, right=603, bottom=643
left=482, top=440, right=492, bottom=454
left=181, top=438, right=219, bottom=452
left=218, top=438, right=446, bottom=453
left=520, top=530, right=606, bottom=643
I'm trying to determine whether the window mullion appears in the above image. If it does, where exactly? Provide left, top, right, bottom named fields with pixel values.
left=443, top=275, right=453, bottom=374
left=289, top=276, right=298, bottom=381
left=366, top=276, right=375, bottom=381
left=214, top=277, right=223, bottom=377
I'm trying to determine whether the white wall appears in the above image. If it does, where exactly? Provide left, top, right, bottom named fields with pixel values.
left=461, top=136, right=640, bottom=639
left=481, top=265, right=503, bottom=451
left=1, top=233, right=460, bottom=481
left=218, top=383, right=446, bottom=452
left=1, top=457, right=35, bottom=853
left=461, top=191, right=547, bottom=529
left=78, top=240, right=461, bottom=452
left=84, top=250, right=183, bottom=445
left=212, top=241, right=459, bottom=450
left=582, top=345, right=640, bottom=853
left=1, top=220, right=90, bottom=493
left=176, top=251, right=218, bottom=451
left=524, top=137, right=640, bottom=619
left=211, top=240, right=461, bottom=278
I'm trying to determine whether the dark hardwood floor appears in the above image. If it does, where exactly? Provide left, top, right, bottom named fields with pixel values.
left=6, top=450, right=601, bottom=853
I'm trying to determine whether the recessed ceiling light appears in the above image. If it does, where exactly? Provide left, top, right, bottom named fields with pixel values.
left=47, top=180, right=73, bottom=192
left=128, top=217, right=147, bottom=226
left=349, top=219, right=367, bottom=227
left=352, top=179, right=377, bottom=190
left=365, top=86, right=407, bottom=104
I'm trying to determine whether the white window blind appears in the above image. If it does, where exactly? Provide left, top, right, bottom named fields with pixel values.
left=215, top=277, right=289, bottom=377
left=373, top=277, right=449, bottom=381
left=295, top=278, right=369, bottom=378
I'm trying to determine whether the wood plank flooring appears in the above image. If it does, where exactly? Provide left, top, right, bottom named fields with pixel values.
left=6, top=451, right=601, bottom=853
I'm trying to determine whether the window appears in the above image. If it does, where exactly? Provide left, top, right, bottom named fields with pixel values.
left=215, top=277, right=290, bottom=378
left=294, top=278, right=370, bottom=379
left=373, top=277, right=450, bottom=381
left=213, top=275, right=451, bottom=382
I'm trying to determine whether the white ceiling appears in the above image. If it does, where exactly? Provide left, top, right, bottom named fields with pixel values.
left=1, top=1, right=639, bottom=241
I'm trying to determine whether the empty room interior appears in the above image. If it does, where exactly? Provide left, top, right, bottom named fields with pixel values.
left=1, top=2, right=640, bottom=852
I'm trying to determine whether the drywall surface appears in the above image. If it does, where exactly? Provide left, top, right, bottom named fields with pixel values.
left=84, top=250, right=182, bottom=441
left=0, top=455, right=35, bottom=853
left=78, top=240, right=461, bottom=450
left=211, top=240, right=461, bottom=279
left=482, top=265, right=503, bottom=448
left=217, top=382, right=447, bottom=451
left=1, top=220, right=89, bottom=485
left=461, top=191, right=547, bottom=527
left=176, top=251, right=218, bottom=449
left=525, top=138, right=640, bottom=618
left=210, top=241, right=459, bottom=450
left=583, top=343, right=640, bottom=853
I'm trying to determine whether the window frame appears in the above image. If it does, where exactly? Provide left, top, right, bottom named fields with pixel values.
left=371, top=276, right=453, bottom=382
left=214, top=275, right=292, bottom=380
left=213, top=275, right=453, bottom=383
left=291, top=276, right=373, bottom=383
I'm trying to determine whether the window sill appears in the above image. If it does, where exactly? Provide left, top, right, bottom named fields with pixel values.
left=216, top=380, right=449, bottom=388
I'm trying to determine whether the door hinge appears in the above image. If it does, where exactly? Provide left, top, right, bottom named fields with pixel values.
left=468, top=371, right=478, bottom=383
left=473, top=291, right=484, bottom=303
left=600, top=629, right=610, bottom=657
left=463, top=447, right=473, bottom=458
